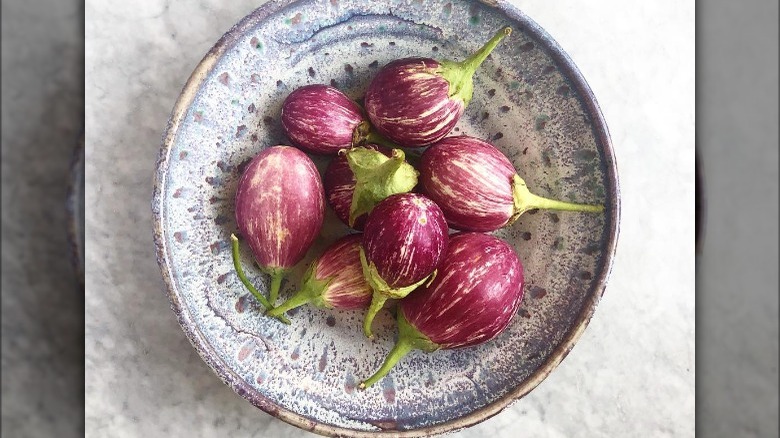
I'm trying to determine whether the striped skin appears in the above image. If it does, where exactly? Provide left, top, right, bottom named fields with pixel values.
left=364, top=58, right=464, bottom=148
left=401, top=232, right=524, bottom=349
left=281, top=84, right=364, bottom=155
left=420, top=136, right=517, bottom=232
left=234, top=146, right=325, bottom=270
left=322, top=144, right=391, bottom=230
left=363, top=193, right=448, bottom=288
left=314, top=234, right=372, bottom=309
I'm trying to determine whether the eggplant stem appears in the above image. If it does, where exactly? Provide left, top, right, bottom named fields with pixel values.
left=363, top=293, right=389, bottom=339
left=267, top=286, right=314, bottom=317
left=359, top=337, right=414, bottom=390
left=230, top=234, right=290, bottom=325
left=509, top=174, right=603, bottom=225
left=359, top=311, right=439, bottom=390
left=460, top=26, right=512, bottom=78
left=268, top=272, right=283, bottom=305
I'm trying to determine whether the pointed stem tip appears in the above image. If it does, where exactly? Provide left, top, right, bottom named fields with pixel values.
left=461, top=26, right=512, bottom=75
left=510, top=174, right=604, bottom=224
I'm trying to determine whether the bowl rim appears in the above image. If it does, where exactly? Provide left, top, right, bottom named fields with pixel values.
left=151, top=0, right=621, bottom=436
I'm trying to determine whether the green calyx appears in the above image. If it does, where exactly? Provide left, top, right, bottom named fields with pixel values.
left=359, top=247, right=435, bottom=339
left=229, top=234, right=290, bottom=324
left=438, top=26, right=512, bottom=107
left=266, top=261, right=332, bottom=317
left=359, top=310, right=440, bottom=390
left=346, top=146, right=419, bottom=227
left=507, top=174, right=605, bottom=226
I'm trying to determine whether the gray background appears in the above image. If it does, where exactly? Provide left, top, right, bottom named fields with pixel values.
left=697, top=0, right=779, bottom=436
left=1, top=0, right=84, bottom=436
left=0, top=0, right=776, bottom=437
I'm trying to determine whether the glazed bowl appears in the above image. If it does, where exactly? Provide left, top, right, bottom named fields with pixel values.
left=152, top=0, right=620, bottom=436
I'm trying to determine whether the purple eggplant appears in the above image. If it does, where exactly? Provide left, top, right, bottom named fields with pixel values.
left=360, top=193, right=448, bottom=338
left=280, top=84, right=365, bottom=155
left=420, top=136, right=604, bottom=232
left=360, top=27, right=511, bottom=148
left=234, top=146, right=325, bottom=305
left=266, top=234, right=372, bottom=317
left=323, top=144, right=393, bottom=230
left=324, top=146, right=418, bottom=229
left=360, top=232, right=524, bottom=389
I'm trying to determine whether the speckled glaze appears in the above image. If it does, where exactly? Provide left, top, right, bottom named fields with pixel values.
left=152, top=0, right=620, bottom=436
left=68, top=133, right=85, bottom=286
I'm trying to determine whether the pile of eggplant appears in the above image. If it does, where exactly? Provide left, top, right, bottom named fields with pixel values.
left=231, top=27, right=603, bottom=389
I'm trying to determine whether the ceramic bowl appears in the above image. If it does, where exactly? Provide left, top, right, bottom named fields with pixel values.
left=152, top=0, right=619, bottom=436
left=68, top=133, right=85, bottom=286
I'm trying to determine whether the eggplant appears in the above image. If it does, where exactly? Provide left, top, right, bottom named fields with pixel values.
left=280, top=84, right=365, bottom=155
left=420, top=135, right=604, bottom=231
left=360, top=27, right=511, bottom=148
left=323, top=144, right=396, bottom=230
left=360, top=193, right=448, bottom=338
left=329, top=146, right=419, bottom=228
left=266, top=234, right=372, bottom=316
left=360, top=232, right=524, bottom=389
left=234, top=146, right=325, bottom=305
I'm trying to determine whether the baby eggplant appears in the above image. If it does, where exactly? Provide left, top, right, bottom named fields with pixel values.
left=323, top=144, right=400, bottom=230
left=234, top=146, right=325, bottom=305
left=360, top=193, right=448, bottom=339
left=280, top=84, right=365, bottom=155
left=267, top=234, right=372, bottom=317
left=419, top=135, right=604, bottom=231
left=360, top=27, right=511, bottom=147
left=360, top=232, right=524, bottom=389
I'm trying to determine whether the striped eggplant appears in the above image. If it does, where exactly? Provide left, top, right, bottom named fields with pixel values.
left=360, top=193, right=448, bottom=339
left=267, top=234, right=372, bottom=317
left=323, top=144, right=393, bottom=230
left=360, top=27, right=511, bottom=148
left=234, top=146, right=325, bottom=306
left=360, top=232, right=524, bottom=389
left=420, top=136, right=604, bottom=232
left=280, top=84, right=365, bottom=155
left=329, top=146, right=419, bottom=228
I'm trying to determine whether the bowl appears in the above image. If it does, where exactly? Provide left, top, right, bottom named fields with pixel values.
left=152, top=0, right=620, bottom=436
left=68, top=133, right=85, bottom=286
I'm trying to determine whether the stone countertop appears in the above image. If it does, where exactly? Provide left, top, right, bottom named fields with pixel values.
left=84, top=0, right=695, bottom=436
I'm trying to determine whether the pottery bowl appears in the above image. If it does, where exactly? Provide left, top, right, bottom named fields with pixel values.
left=152, top=0, right=620, bottom=436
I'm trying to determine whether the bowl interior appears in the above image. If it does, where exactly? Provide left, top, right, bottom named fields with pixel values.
left=154, top=0, right=617, bottom=434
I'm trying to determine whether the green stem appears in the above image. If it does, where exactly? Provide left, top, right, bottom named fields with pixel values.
left=363, top=292, right=389, bottom=339
left=459, top=26, right=512, bottom=78
left=509, top=174, right=604, bottom=225
left=359, top=311, right=439, bottom=390
left=268, top=272, right=283, bottom=305
left=359, top=337, right=414, bottom=390
left=439, top=26, right=512, bottom=106
left=230, top=234, right=290, bottom=324
left=266, top=285, right=315, bottom=317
